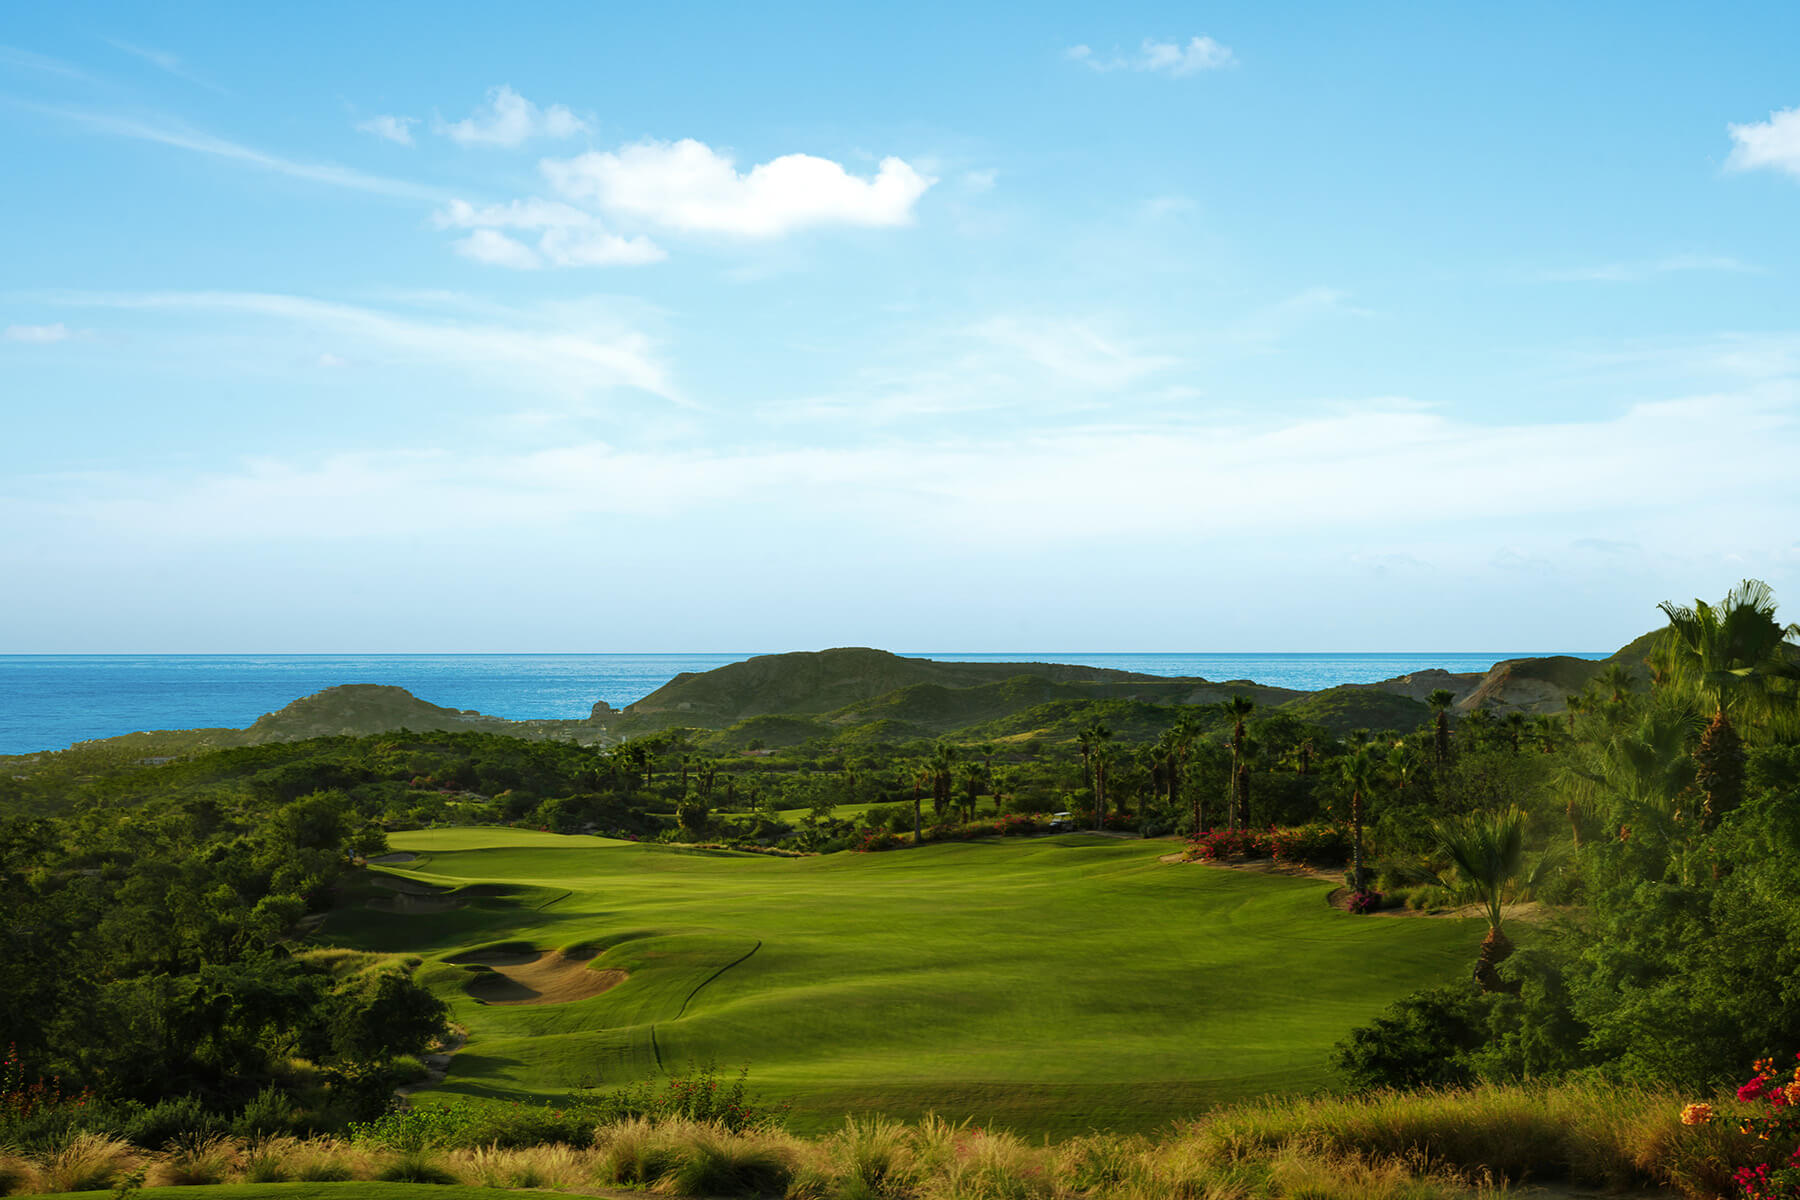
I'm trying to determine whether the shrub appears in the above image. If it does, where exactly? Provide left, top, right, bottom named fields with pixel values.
left=119, top=1094, right=223, bottom=1149
left=1188, top=828, right=1269, bottom=861
left=377, top=1148, right=460, bottom=1184
left=1347, top=888, right=1386, bottom=913
left=991, top=814, right=1042, bottom=838
left=231, top=1085, right=300, bottom=1138
left=1332, top=986, right=1481, bottom=1090
left=1268, top=823, right=1350, bottom=865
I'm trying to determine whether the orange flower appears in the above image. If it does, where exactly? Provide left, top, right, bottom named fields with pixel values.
left=1682, top=1102, right=1715, bottom=1126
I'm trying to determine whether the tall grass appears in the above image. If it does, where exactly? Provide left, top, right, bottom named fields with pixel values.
left=0, top=1082, right=1776, bottom=1200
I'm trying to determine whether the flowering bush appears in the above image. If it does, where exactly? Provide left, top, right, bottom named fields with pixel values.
left=992, top=814, right=1042, bottom=837
left=854, top=829, right=903, bottom=853
left=1684, top=1052, right=1800, bottom=1200
left=1189, top=828, right=1269, bottom=861
left=1346, top=889, right=1385, bottom=914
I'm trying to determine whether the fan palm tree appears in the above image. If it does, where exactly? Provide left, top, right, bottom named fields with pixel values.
left=1596, top=663, right=1637, bottom=707
left=1076, top=723, right=1113, bottom=824
left=1556, top=695, right=1699, bottom=872
left=1222, top=696, right=1255, bottom=830
left=1339, top=742, right=1383, bottom=892
left=1425, top=807, right=1562, bottom=992
left=1501, top=710, right=1529, bottom=752
left=910, top=762, right=931, bottom=842
left=1426, top=689, right=1456, bottom=768
left=1090, top=741, right=1118, bottom=829
left=1656, top=579, right=1800, bottom=829
left=929, top=741, right=958, bottom=822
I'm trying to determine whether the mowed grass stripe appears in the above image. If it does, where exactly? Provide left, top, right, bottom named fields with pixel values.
left=323, top=829, right=1481, bottom=1134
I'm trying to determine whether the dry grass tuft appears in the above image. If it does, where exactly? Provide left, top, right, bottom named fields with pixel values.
left=32, top=1131, right=139, bottom=1194
left=144, top=1132, right=240, bottom=1186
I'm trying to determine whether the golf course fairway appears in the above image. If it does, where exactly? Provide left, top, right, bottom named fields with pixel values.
left=325, top=829, right=1484, bottom=1134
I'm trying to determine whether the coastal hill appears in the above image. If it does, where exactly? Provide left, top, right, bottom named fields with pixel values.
left=5, top=636, right=1661, bottom=762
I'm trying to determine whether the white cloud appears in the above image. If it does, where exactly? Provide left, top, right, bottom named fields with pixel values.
left=24, top=389, right=1800, bottom=552
left=452, top=229, right=544, bottom=269
left=539, top=227, right=665, bottom=267
left=1538, top=254, right=1758, bottom=283
left=434, top=197, right=666, bottom=267
left=1727, top=106, right=1800, bottom=179
left=1068, top=36, right=1237, bottom=76
left=441, top=85, right=587, bottom=148
left=47, top=290, right=678, bottom=401
left=31, top=104, right=447, bottom=202
left=4, top=322, right=73, bottom=343
left=355, top=114, right=418, bottom=145
left=971, top=316, right=1176, bottom=389
left=542, top=139, right=935, bottom=236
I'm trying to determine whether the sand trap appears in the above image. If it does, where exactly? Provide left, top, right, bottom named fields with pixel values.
left=369, top=852, right=419, bottom=864
left=368, top=893, right=466, bottom=914
left=369, top=873, right=449, bottom=896
left=450, top=947, right=629, bottom=1006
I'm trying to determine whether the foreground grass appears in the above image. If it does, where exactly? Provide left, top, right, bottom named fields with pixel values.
left=2, top=1081, right=1769, bottom=1199
left=325, top=828, right=1482, bottom=1132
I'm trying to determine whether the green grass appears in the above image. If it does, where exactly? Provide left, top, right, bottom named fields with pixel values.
left=324, top=829, right=1483, bottom=1135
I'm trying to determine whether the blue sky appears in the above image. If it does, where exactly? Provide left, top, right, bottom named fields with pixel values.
left=5, top=1, right=1800, bottom=653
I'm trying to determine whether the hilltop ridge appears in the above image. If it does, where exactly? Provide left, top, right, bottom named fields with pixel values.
left=4, top=639, right=1654, bottom=761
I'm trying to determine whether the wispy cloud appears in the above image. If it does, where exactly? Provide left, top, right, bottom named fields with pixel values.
left=1726, top=106, right=1800, bottom=179
left=0, top=44, right=100, bottom=84
left=1066, top=36, right=1237, bottom=76
left=4, top=322, right=75, bottom=343
left=30, top=104, right=448, bottom=202
left=1536, top=254, right=1759, bottom=283
left=22, top=390, right=1799, bottom=552
left=355, top=114, right=418, bottom=146
left=106, top=38, right=225, bottom=92
left=433, top=198, right=665, bottom=268
left=440, top=85, right=586, bottom=148
left=44, top=289, right=681, bottom=403
left=542, top=139, right=935, bottom=236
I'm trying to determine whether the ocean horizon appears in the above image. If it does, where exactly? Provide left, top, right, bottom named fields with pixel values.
left=0, top=650, right=1608, bottom=756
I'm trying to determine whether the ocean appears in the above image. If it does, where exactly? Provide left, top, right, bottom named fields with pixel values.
left=0, top=651, right=1606, bottom=756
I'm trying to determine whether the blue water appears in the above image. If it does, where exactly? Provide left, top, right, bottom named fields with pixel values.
left=0, top=651, right=1605, bottom=756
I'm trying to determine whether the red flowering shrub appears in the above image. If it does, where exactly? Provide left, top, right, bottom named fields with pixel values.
left=1684, top=1052, right=1800, bottom=1200
left=854, top=829, right=903, bottom=852
left=1188, top=828, right=1270, bottom=861
left=992, top=814, right=1041, bottom=837
left=1346, top=889, right=1385, bottom=914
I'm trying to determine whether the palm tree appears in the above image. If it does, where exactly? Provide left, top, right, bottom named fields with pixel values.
left=1339, top=743, right=1383, bottom=893
left=1160, top=715, right=1201, bottom=832
left=1222, top=696, right=1255, bottom=831
left=1556, top=694, right=1699, bottom=872
left=910, top=762, right=931, bottom=842
left=1562, top=690, right=1587, bottom=732
left=1385, top=742, right=1420, bottom=800
left=1426, top=689, right=1456, bottom=768
left=1501, top=710, right=1528, bottom=753
left=1090, top=741, right=1117, bottom=829
left=1459, top=707, right=1495, bottom=751
left=1657, top=579, right=1800, bottom=829
left=1530, top=714, right=1561, bottom=753
left=1596, top=663, right=1636, bottom=707
left=929, top=741, right=958, bottom=822
left=1076, top=723, right=1113, bottom=825
left=1426, top=807, right=1561, bottom=992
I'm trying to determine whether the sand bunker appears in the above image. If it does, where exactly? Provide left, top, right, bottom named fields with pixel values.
left=451, top=947, right=628, bottom=1006
left=369, top=873, right=448, bottom=896
left=368, top=893, right=465, bottom=914
left=366, top=872, right=463, bottom=913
